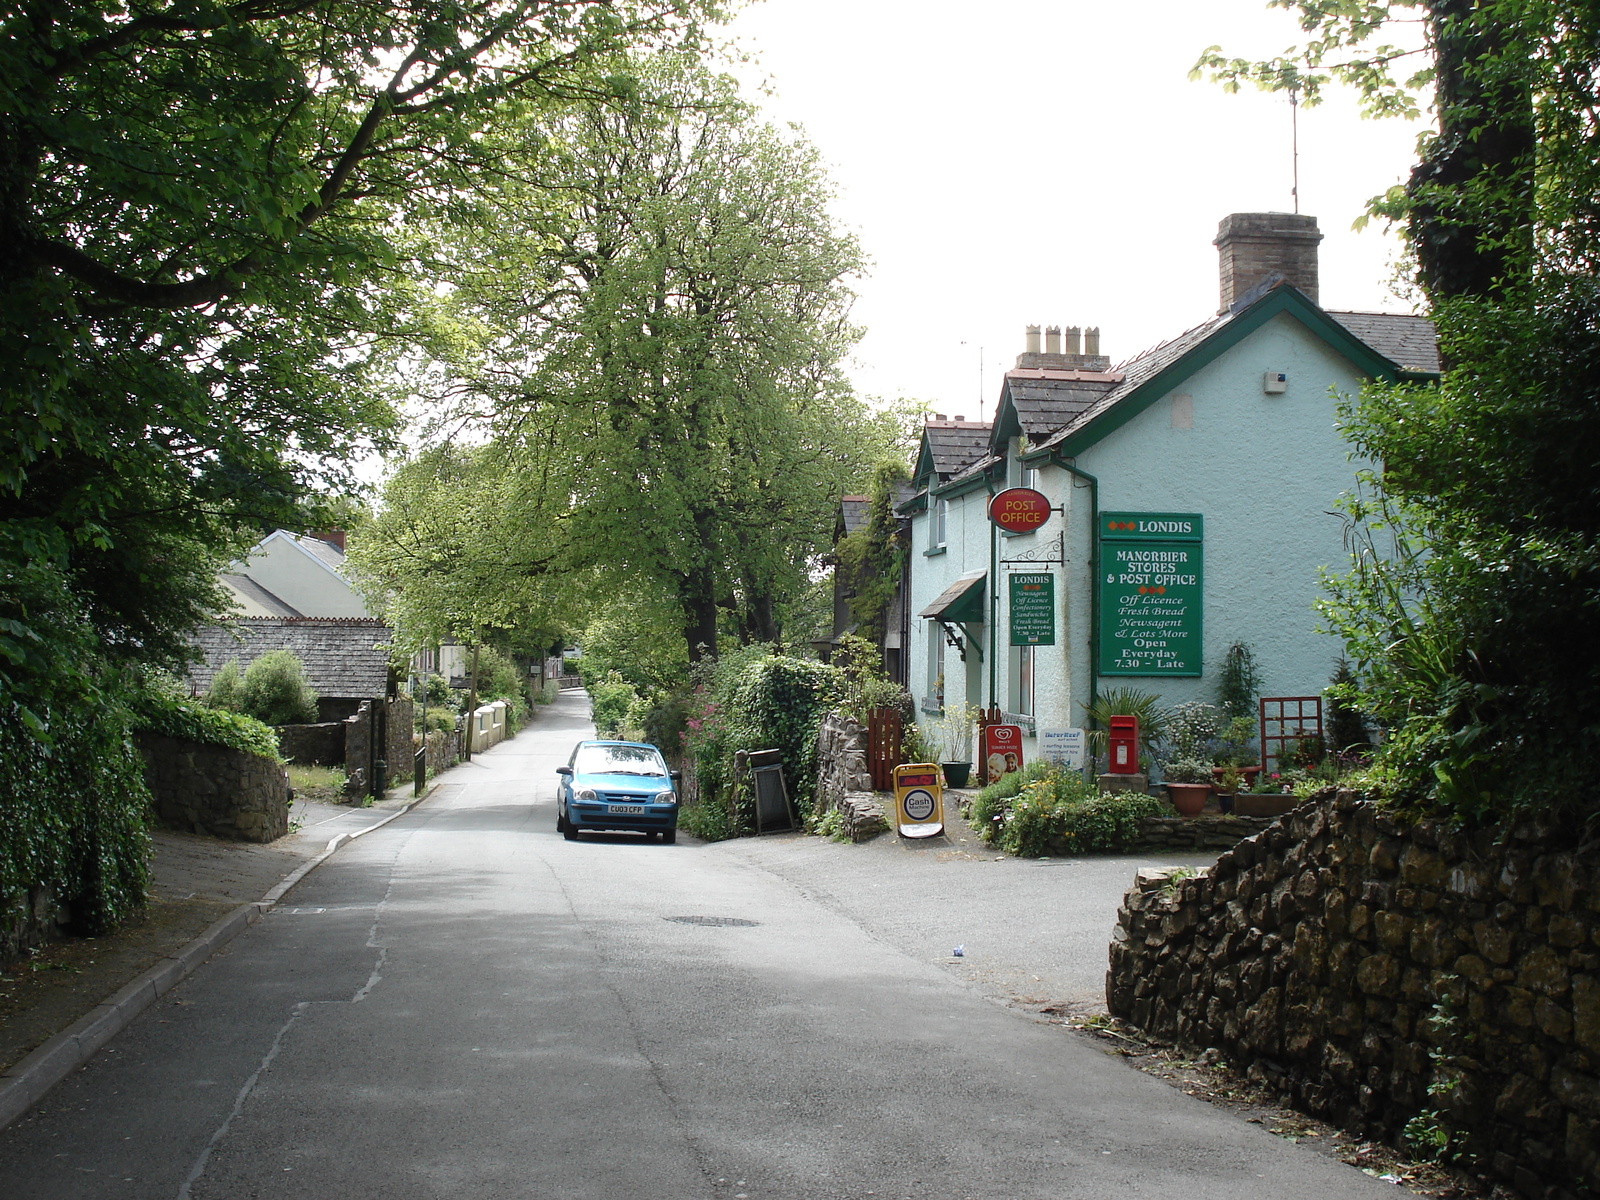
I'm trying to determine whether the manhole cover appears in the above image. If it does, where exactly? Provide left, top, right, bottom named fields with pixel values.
left=664, top=915, right=759, bottom=927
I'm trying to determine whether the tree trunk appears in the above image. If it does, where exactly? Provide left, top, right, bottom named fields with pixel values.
left=1408, top=0, right=1536, bottom=306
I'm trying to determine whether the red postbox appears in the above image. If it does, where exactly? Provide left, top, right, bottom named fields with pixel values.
left=1108, top=715, right=1140, bottom=775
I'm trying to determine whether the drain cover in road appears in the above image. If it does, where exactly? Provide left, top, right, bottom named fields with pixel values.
left=664, top=916, right=759, bottom=927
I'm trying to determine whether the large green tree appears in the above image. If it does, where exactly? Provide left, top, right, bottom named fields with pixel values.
left=423, top=54, right=881, bottom=665
left=1201, top=1, right=1600, bottom=818
left=1, top=0, right=711, bottom=711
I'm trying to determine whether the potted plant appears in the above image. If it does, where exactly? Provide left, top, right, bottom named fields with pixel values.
left=1160, top=757, right=1214, bottom=816
left=1214, top=763, right=1246, bottom=814
left=1233, top=769, right=1298, bottom=817
left=928, top=701, right=978, bottom=789
left=1210, top=714, right=1262, bottom=789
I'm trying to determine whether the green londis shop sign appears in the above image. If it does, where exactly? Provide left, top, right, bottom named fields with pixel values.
left=1009, top=572, right=1055, bottom=646
left=1098, top=512, right=1203, bottom=676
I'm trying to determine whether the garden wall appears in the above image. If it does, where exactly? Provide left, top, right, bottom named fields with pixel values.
left=342, top=696, right=415, bottom=797
left=138, top=733, right=290, bottom=842
left=1107, top=790, right=1600, bottom=1199
left=275, top=721, right=345, bottom=767
left=814, top=711, right=888, bottom=842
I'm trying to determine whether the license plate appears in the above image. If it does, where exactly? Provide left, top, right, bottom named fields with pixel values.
left=608, top=804, right=644, bottom=814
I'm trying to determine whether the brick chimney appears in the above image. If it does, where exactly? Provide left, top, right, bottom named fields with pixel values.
left=1014, top=325, right=1111, bottom=372
left=1215, top=213, right=1322, bottom=311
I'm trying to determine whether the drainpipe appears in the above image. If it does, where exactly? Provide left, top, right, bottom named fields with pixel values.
left=988, top=484, right=999, bottom=710
left=1054, top=458, right=1100, bottom=724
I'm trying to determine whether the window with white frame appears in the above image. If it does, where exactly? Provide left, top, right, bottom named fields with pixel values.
left=930, top=496, right=948, bottom=548
left=928, top=620, right=946, bottom=709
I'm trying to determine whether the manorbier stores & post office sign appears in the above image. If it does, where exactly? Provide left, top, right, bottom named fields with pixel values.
left=1097, top=512, right=1202, bottom=677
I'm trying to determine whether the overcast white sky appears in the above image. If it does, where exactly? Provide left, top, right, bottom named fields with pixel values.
left=717, top=0, right=1430, bottom=419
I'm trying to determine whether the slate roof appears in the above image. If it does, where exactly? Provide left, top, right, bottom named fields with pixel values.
left=219, top=573, right=303, bottom=618
left=1326, top=311, right=1440, bottom=374
left=839, top=496, right=869, bottom=537
left=924, top=420, right=992, bottom=480
left=188, top=618, right=392, bottom=699
left=1001, top=369, right=1124, bottom=441
left=284, top=532, right=347, bottom=570
left=1033, top=291, right=1442, bottom=458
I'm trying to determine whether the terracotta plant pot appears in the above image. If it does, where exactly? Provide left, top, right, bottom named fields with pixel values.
left=1233, top=792, right=1299, bottom=818
left=1165, top=782, right=1211, bottom=817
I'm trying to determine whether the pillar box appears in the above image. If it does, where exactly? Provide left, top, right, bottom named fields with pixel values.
left=1108, top=715, right=1140, bottom=775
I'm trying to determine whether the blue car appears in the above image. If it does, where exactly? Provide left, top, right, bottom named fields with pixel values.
left=556, top=740, right=681, bottom=843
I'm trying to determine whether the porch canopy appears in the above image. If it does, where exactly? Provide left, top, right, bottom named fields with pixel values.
left=919, top=572, right=986, bottom=623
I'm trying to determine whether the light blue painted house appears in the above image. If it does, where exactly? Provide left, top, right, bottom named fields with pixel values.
left=901, top=213, right=1439, bottom=766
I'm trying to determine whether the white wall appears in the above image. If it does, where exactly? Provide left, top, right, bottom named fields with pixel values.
left=245, top=534, right=371, bottom=619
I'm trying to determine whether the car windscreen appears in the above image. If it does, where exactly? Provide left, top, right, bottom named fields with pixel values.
left=573, top=744, right=667, bottom=776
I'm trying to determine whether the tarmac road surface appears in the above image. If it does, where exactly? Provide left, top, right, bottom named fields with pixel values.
left=0, top=693, right=1397, bottom=1199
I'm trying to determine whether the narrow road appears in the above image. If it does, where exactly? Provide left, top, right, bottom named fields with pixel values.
left=0, top=693, right=1393, bottom=1199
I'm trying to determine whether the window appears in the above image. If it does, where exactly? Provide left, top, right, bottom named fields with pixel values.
left=928, top=620, right=946, bottom=709
left=931, top=497, right=948, bottom=548
left=1010, top=644, right=1035, bottom=716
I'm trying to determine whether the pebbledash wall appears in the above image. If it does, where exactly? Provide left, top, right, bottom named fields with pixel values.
left=1107, top=790, right=1600, bottom=1199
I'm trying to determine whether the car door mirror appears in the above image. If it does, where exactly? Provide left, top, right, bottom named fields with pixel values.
left=669, top=770, right=682, bottom=782
left=556, top=766, right=573, bottom=777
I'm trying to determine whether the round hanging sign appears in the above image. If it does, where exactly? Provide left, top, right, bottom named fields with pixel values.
left=989, top=487, right=1052, bottom=533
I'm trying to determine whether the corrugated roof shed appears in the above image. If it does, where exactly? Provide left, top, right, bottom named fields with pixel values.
left=188, top=618, right=392, bottom=699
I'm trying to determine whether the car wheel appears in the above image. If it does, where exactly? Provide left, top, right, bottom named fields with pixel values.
left=662, top=828, right=677, bottom=845
left=561, top=813, right=577, bottom=841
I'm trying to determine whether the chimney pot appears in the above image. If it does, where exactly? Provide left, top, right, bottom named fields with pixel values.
left=1044, top=325, right=1061, bottom=354
left=1084, top=327, right=1100, bottom=357
left=1215, top=212, right=1322, bottom=311
left=1065, top=326, right=1081, bottom=355
left=954, top=414, right=966, bottom=423
left=1025, top=325, right=1041, bottom=354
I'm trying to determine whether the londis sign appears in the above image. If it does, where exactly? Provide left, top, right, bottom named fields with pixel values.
left=988, top=487, right=1051, bottom=533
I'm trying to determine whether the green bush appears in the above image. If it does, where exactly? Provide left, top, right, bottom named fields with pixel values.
left=967, top=759, right=1053, bottom=834
left=1, top=699, right=151, bottom=938
left=204, top=659, right=244, bottom=711
left=972, top=763, right=1165, bottom=857
left=131, top=688, right=281, bottom=758
left=234, top=650, right=319, bottom=725
left=681, top=646, right=843, bottom=839
left=589, top=669, right=641, bottom=739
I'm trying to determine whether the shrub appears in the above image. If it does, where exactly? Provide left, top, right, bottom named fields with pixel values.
left=680, top=646, right=843, bottom=838
left=131, top=688, right=281, bottom=759
left=588, top=670, right=640, bottom=739
left=236, top=650, right=320, bottom=725
left=997, top=770, right=1167, bottom=858
left=204, top=659, right=244, bottom=711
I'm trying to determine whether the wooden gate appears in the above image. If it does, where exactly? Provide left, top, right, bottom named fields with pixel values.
left=867, top=708, right=903, bottom=791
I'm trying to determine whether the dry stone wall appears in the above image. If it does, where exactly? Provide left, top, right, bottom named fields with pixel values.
left=814, top=711, right=888, bottom=842
left=1107, top=789, right=1600, bottom=1199
left=138, top=733, right=290, bottom=842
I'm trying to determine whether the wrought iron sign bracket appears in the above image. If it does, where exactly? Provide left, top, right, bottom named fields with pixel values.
left=1001, top=531, right=1065, bottom=568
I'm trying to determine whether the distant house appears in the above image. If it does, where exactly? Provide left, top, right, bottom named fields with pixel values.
left=901, top=212, right=1439, bottom=764
left=189, top=617, right=393, bottom=723
left=219, top=529, right=371, bottom=619
left=825, top=483, right=916, bottom=684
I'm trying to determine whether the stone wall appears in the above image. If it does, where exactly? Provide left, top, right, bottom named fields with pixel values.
left=1107, top=789, right=1600, bottom=1199
left=418, top=726, right=461, bottom=778
left=813, top=712, right=889, bottom=842
left=342, top=696, right=416, bottom=798
left=138, top=733, right=290, bottom=842
left=1130, top=813, right=1278, bottom=852
left=275, top=721, right=345, bottom=767
left=815, top=710, right=873, bottom=812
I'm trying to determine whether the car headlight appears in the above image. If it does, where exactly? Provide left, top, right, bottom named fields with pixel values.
left=654, top=790, right=677, bottom=805
left=575, top=787, right=598, bottom=801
